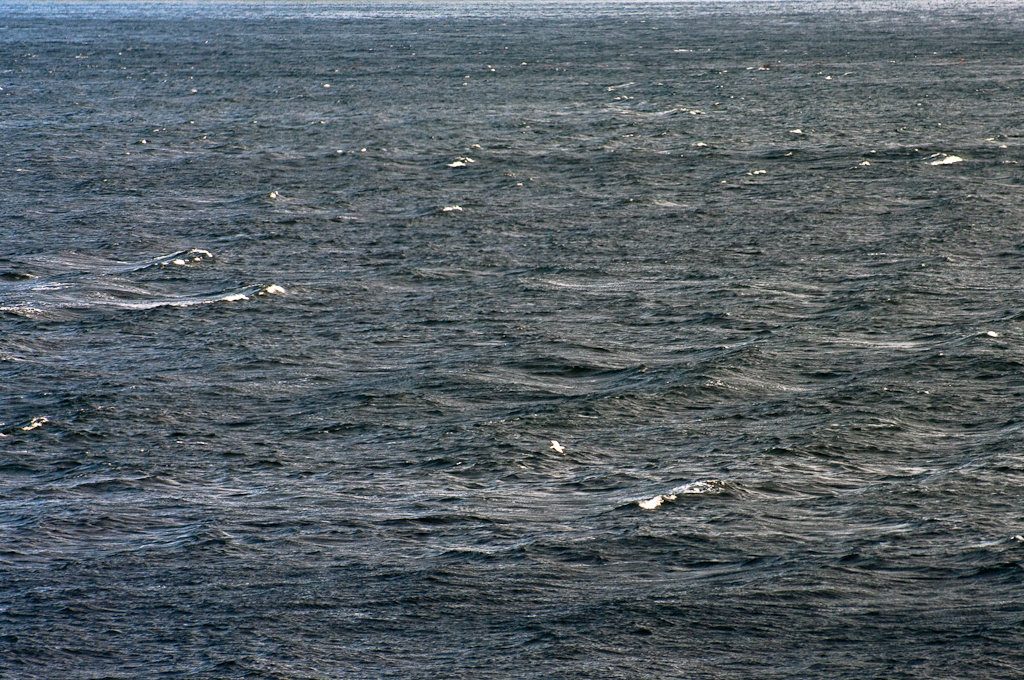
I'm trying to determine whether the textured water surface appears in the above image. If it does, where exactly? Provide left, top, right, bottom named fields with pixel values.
left=2, top=1, right=1024, bottom=677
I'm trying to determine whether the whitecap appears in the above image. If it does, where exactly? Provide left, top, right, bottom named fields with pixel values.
left=0, top=306, right=43, bottom=318
left=670, top=480, right=723, bottom=495
left=14, top=249, right=215, bottom=277
left=146, top=249, right=215, bottom=271
left=22, top=416, right=49, bottom=431
left=638, top=493, right=675, bottom=510
left=121, top=285, right=267, bottom=308
left=929, top=154, right=963, bottom=165
left=636, top=480, right=723, bottom=510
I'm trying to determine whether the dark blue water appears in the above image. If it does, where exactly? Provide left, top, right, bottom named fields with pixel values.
left=3, top=1, right=1024, bottom=677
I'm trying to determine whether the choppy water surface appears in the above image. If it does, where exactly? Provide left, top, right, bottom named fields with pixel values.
left=3, top=2, right=1024, bottom=677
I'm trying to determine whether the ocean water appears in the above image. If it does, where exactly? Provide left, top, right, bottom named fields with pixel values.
left=2, top=1, right=1024, bottom=677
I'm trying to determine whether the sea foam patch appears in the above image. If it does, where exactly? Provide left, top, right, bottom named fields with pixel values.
left=637, top=480, right=724, bottom=510
left=148, top=249, right=215, bottom=270
left=928, top=153, right=963, bottom=165
left=22, top=416, right=49, bottom=431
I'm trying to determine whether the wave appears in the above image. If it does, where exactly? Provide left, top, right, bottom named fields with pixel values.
left=632, top=479, right=731, bottom=510
left=0, top=248, right=284, bottom=316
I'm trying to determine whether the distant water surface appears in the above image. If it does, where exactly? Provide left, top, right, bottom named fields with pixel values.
left=2, top=2, right=1024, bottom=678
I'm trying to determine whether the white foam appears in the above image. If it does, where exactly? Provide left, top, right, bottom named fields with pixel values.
left=671, top=480, right=721, bottom=495
left=263, top=285, right=286, bottom=295
left=104, top=286, right=266, bottom=309
left=161, top=249, right=213, bottom=267
left=789, top=129, right=803, bottom=134
left=441, top=205, right=463, bottom=212
left=22, top=416, right=49, bottom=431
left=929, top=154, right=963, bottom=165
left=637, top=480, right=722, bottom=510
left=986, top=331, right=999, bottom=338
left=638, top=494, right=675, bottom=510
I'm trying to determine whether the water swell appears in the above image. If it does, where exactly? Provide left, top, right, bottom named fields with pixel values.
left=0, top=248, right=286, bottom=315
